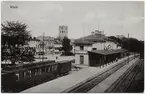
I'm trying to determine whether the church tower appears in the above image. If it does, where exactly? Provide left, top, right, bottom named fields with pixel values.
left=59, top=25, right=68, bottom=40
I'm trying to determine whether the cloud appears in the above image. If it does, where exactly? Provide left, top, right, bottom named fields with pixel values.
left=16, top=2, right=64, bottom=14
left=8, top=2, right=64, bottom=24
left=125, top=16, right=144, bottom=23
left=43, top=3, right=63, bottom=12
left=82, top=11, right=96, bottom=23
left=82, top=11, right=109, bottom=24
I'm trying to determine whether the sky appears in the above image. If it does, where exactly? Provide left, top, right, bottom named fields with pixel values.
left=1, top=1, right=144, bottom=40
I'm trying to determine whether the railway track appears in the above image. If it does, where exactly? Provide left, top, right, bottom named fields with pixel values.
left=63, top=56, right=138, bottom=93
left=105, top=59, right=142, bottom=93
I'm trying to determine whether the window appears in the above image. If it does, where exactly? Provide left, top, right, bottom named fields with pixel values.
left=80, top=46, right=84, bottom=50
left=16, top=73, right=19, bottom=81
left=92, top=48, right=97, bottom=50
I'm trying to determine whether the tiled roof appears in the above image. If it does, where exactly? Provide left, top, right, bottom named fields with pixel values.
left=76, top=34, right=106, bottom=42
left=74, top=40, right=92, bottom=45
left=88, top=49, right=127, bottom=55
left=74, top=33, right=114, bottom=45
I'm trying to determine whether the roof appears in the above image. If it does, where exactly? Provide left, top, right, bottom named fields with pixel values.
left=88, top=49, right=127, bottom=55
left=54, top=39, right=62, bottom=44
left=75, top=34, right=106, bottom=42
left=74, top=40, right=92, bottom=45
left=74, top=33, right=114, bottom=45
left=37, top=36, right=54, bottom=41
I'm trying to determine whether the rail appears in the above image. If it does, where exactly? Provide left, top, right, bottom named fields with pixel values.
left=105, top=59, right=142, bottom=93
left=62, top=55, right=139, bottom=93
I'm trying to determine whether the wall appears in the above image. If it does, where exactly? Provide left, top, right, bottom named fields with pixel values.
left=74, top=45, right=92, bottom=65
left=92, top=43, right=104, bottom=50
left=75, top=54, right=89, bottom=65
left=75, top=45, right=92, bottom=51
left=59, top=26, right=68, bottom=40
left=92, top=41, right=118, bottom=50
left=104, top=41, right=116, bottom=50
left=28, top=40, right=40, bottom=54
left=74, top=41, right=119, bottom=66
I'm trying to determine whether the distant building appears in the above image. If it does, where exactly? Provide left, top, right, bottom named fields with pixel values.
left=59, top=25, right=68, bottom=40
left=74, top=30, right=122, bottom=66
left=27, top=37, right=41, bottom=55
left=53, top=39, right=62, bottom=55
left=70, top=39, right=75, bottom=54
left=37, top=36, right=55, bottom=54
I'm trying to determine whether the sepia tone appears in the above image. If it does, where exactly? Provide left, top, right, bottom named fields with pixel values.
left=1, top=1, right=144, bottom=93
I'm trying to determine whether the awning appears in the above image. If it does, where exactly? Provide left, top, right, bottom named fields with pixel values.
left=88, top=49, right=127, bottom=55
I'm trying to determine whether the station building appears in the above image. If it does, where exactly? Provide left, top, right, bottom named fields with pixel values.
left=74, top=30, right=127, bottom=66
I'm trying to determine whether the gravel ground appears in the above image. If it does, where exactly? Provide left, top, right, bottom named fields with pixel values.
left=126, top=59, right=144, bottom=93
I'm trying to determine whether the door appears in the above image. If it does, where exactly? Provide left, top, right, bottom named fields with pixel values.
left=80, top=55, right=84, bottom=64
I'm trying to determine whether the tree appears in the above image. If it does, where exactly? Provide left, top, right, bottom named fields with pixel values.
left=1, top=21, right=34, bottom=65
left=108, top=36, right=122, bottom=44
left=121, top=37, right=144, bottom=54
left=62, top=37, right=72, bottom=55
left=108, top=36, right=144, bottom=55
left=139, top=40, right=144, bottom=59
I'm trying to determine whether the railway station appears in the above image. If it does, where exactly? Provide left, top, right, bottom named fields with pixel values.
left=1, top=1, right=144, bottom=93
left=21, top=54, right=143, bottom=93
left=88, top=49, right=127, bottom=66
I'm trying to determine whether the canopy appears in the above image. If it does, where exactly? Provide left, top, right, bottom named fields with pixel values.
left=88, top=49, right=127, bottom=55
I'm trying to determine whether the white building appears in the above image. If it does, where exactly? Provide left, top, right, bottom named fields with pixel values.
left=74, top=41, right=92, bottom=65
left=37, top=36, right=55, bottom=54
left=27, top=37, right=41, bottom=54
left=53, top=39, right=62, bottom=55
left=70, top=39, right=75, bottom=54
left=74, top=30, right=121, bottom=65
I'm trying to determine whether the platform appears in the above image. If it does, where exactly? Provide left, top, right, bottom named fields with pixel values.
left=88, top=57, right=139, bottom=93
left=21, top=55, right=135, bottom=93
